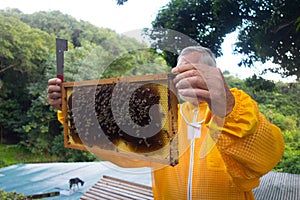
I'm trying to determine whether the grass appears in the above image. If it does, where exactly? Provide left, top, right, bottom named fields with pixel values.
left=0, top=144, right=57, bottom=168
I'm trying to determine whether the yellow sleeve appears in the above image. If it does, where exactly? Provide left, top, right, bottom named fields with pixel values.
left=205, top=88, right=284, bottom=191
left=57, top=110, right=64, bottom=124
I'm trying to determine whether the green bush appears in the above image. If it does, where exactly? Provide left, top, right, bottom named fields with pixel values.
left=274, top=146, right=300, bottom=174
left=274, top=129, right=300, bottom=174
left=0, top=190, right=26, bottom=200
left=0, top=144, right=57, bottom=168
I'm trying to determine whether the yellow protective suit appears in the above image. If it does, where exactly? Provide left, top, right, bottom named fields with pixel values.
left=58, top=88, right=284, bottom=200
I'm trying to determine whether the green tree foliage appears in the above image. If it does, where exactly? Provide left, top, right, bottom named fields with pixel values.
left=0, top=13, right=55, bottom=144
left=150, top=0, right=300, bottom=79
left=245, top=75, right=276, bottom=92
left=19, top=10, right=118, bottom=48
left=297, top=17, right=300, bottom=31
left=234, top=0, right=300, bottom=80
left=0, top=14, right=55, bottom=75
left=149, top=0, right=237, bottom=67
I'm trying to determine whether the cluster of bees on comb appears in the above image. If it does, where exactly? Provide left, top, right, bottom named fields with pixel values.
left=66, top=82, right=171, bottom=154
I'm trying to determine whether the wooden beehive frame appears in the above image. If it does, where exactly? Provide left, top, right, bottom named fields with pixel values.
left=62, top=73, right=179, bottom=166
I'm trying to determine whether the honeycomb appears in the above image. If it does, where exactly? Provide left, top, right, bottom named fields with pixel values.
left=62, top=73, right=179, bottom=166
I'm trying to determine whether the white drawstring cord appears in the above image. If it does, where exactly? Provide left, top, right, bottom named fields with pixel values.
left=180, top=105, right=204, bottom=200
left=180, top=105, right=204, bottom=129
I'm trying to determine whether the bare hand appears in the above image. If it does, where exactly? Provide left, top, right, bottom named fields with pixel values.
left=47, top=78, right=62, bottom=110
left=172, top=64, right=234, bottom=117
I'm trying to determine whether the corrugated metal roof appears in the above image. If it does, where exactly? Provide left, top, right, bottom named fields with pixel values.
left=81, top=175, right=154, bottom=200
left=253, top=171, right=300, bottom=200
